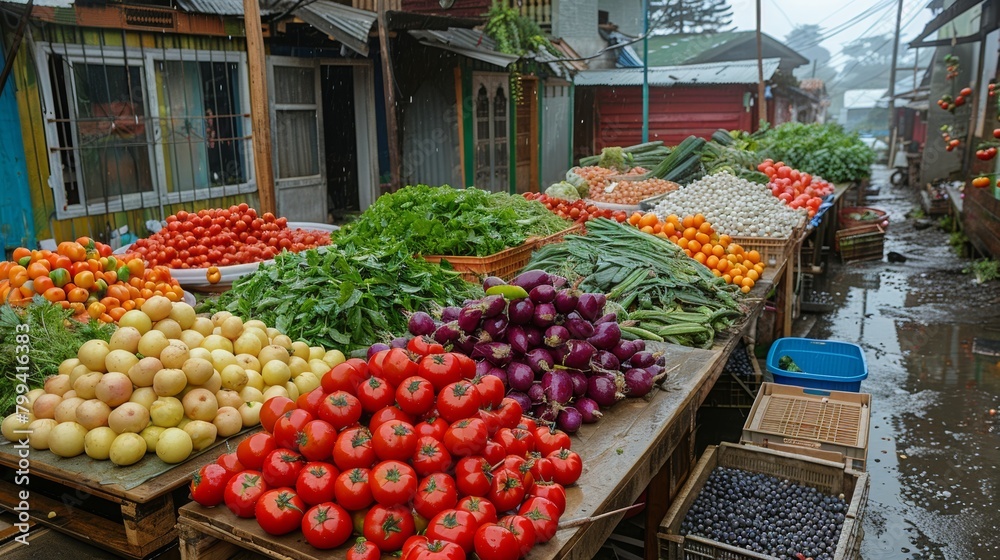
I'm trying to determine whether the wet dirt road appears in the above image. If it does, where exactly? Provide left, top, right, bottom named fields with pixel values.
left=806, top=167, right=1000, bottom=559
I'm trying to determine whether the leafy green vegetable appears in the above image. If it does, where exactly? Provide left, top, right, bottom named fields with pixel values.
left=333, top=185, right=571, bottom=257
left=778, top=355, right=803, bottom=372
left=545, top=182, right=581, bottom=201
left=0, top=298, right=115, bottom=416
left=200, top=246, right=483, bottom=351
left=756, top=123, right=876, bottom=183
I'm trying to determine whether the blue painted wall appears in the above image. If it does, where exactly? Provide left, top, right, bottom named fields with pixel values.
left=0, top=40, right=35, bottom=256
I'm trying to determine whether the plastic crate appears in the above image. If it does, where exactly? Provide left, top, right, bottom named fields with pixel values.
left=835, top=224, right=884, bottom=263
left=658, top=442, right=869, bottom=560
left=422, top=224, right=581, bottom=282
left=766, top=338, right=868, bottom=392
left=705, top=345, right=763, bottom=409
left=729, top=234, right=793, bottom=268
left=838, top=206, right=889, bottom=231
left=742, top=383, right=871, bottom=471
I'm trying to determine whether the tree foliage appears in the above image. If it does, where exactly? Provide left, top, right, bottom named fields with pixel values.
left=650, top=0, right=734, bottom=35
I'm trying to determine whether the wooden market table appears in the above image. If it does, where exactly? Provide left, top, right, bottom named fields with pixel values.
left=0, top=429, right=258, bottom=558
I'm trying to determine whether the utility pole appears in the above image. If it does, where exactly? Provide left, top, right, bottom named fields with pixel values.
left=756, top=0, right=767, bottom=127
left=244, top=0, right=275, bottom=215
left=642, top=0, right=650, bottom=142
left=887, top=0, right=903, bottom=168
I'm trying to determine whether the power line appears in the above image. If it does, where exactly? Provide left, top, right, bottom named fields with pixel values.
left=826, top=3, right=924, bottom=91
left=787, top=0, right=897, bottom=54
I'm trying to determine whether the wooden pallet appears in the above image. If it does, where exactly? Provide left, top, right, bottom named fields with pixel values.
left=0, top=430, right=257, bottom=558
left=178, top=503, right=331, bottom=560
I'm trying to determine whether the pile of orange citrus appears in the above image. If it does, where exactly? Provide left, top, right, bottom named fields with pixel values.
left=627, top=212, right=765, bottom=293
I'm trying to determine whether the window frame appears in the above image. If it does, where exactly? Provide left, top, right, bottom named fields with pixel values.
left=36, top=42, right=256, bottom=220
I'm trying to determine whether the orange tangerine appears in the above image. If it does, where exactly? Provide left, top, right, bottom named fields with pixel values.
left=681, top=215, right=695, bottom=229
left=698, top=222, right=713, bottom=234
left=694, top=252, right=707, bottom=264
left=741, top=285, right=751, bottom=293
left=747, top=250, right=761, bottom=264
left=718, top=234, right=732, bottom=246
left=732, top=275, right=744, bottom=286
left=684, top=249, right=693, bottom=257
left=706, top=255, right=720, bottom=269
left=683, top=227, right=698, bottom=240
left=722, top=274, right=732, bottom=284
left=727, top=254, right=740, bottom=264
left=677, top=237, right=689, bottom=249
left=688, top=240, right=702, bottom=254
left=667, top=214, right=680, bottom=226
left=717, top=258, right=730, bottom=272
left=693, top=213, right=706, bottom=228
left=641, top=225, right=654, bottom=234
left=712, top=245, right=726, bottom=258
left=652, top=224, right=663, bottom=234
left=754, top=263, right=765, bottom=275
left=711, top=268, right=722, bottom=277
left=695, top=232, right=711, bottom=245
left=628, top=212, right=643, bottom=225
left=742, top=277, right=755, bottom=289
left=663, top=222, right=677, bottom=236
left=638, top=213, right=659, bottom=228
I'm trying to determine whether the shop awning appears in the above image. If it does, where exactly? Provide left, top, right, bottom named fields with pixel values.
left=408, top=28, right=519, bottom=68
left=293, top=1, right=378, bottom=57
left=908, top=0, right=993, bottom=47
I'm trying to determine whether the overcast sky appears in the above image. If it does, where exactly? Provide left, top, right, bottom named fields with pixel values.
left=728, top=0, right=934, bottom=69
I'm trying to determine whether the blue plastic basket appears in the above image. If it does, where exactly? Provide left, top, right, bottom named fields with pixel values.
left=766, top=338, right=868, bottom=392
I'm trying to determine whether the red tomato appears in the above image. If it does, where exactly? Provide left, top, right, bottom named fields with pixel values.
left=518, top=496, right=561, bottom=542
left=298, top=419, right=337, bottom=461
left=363, top=504, right=415, bottom=552
left=381, top=348, right=419, bottom=387
left=527, top=480, right=566, bottom=515
left=321, top=362, right=367, bottom=395
left=453, top=352, right=477, bottom=379
left=369, top=406, right=415, bottom=431
left=500, top=456, right=534, bottom=489
left=474, top=524, right=520, bottom=560
left=482, top=440, right=507, bottom=465
left=237, top=433, right=277, bottom=470
left=260, top=397, right=295, bottom=433
left=190, top=463, right=230, bottom=507
left=372, top=420, right=418, bottom=461
left=412, top=436, right=452, bottom=477
left=472, top=374, right=505, bottom=409
left=426, top=509, right=478, bottom=553
left=457, top=495, right=498, bottom=526
left=437, top=381, right=482, bottom=423
left=454, top=456, right=492, bottom=497
left=224, top=470, right=268, bottom=518
left=395, top=376, right=436, bottom=416
left=370, top=460, right=418, bottom=506
left=301, top=502, right=352, bottom=549
left=333, top=427, right=377, bottom=471
left=272, top=409, right=314, bottom=451
left=401, top=536, right=466, bottom=560
left=414, top=416, right=449, bottom=441
left=495, top=398, right=523, bottom=430
left=255, top=488, right=306, bottom=536
left=367, top=349, right=391, bottom=378
left=345, top=358, right=369, bottom=378
left=346, top=537, right=380, bottom=560
left=495, top=428, right=535, bottom=458
left=407, top=336, right=445, bottom=356
left=413, top=473, right=459, bottom=520
left=498, top=514, right=536, bottom=556
left=216, top=452, right=244, bottom=479
left=261, top=449, right=306, bottom=488
left=529, top=456, right=555, bottom=483
left=443, top=418, right=488, bottom=457
left=489, top=469, right=527, bottom=513
left=477, top=408, right=502, bottom=437
left=317, top=390, right=363, bottom=430
left=547, top=448, right=583, bottom=486
left=517, top=416, right=538, bottom=433
left=357, top=376, right=396, bottom=414
left=296, top=462, right=338, bottom=506
left=296, top=388, right=326, bottom=417
left=417, top=353, right=464, bottom=390
left=534, top=427, right=571, bottom=456
left=334, top=467, right=373, bottom=511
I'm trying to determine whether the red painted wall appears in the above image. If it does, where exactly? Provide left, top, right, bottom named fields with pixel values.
left=592, top=85, right=754, bottom=148
left=399, top=0, right=491, bottom=19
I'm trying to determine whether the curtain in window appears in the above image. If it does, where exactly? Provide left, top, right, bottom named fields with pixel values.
left=159, top=61, right=210, bottom=191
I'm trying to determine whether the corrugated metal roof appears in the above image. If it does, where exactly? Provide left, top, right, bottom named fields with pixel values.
left=574, top=59, right=781, bottom=87
left=174, top=0, right=244, bottom=15
left=2, top=0, right=74, bottom=7
left=409, top=28, right=519, bottom=68
left=294, top=1, right=377, bottom=56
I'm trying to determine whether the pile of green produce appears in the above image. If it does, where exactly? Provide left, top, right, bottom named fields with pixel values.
left=332, top=185, right=571, bottom=257
left=701, top=130, right=769, bottom=184
left=756, top=123, right=875, bottom=183
left=200, top=246, right=483, bottom=351
left=0, top=298, right=115, bottom=415
left=578, top=141, right=672, bottom=172
left=524, top=219, right=744, bottom=348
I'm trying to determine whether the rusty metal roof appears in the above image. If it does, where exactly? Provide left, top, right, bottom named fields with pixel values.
left=574, top=59, right=781, bottom=87
left=293, top=1, right=378, bottom=56
left=409, top=27, right=518, bottom=68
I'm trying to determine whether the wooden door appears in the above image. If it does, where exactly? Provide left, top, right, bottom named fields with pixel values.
left=472, top=73, right=509, bottom=193
left=515, top=77, right=539, bottom=194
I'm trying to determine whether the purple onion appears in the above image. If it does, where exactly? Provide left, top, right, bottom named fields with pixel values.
left=527, top=383, right=545, bottom=404
left=533, top=402, right=558, bottom=423
left=575, top=397, right=603, bottom=423
left=512, top=270, right=551, bottom=292
left=595, top=312, right=618, bottom=324
left=625, top=368, right=655, bottom=397
left=550, top=344, right=568, bottom=366
left=544, top=325, right=571, bottom=348
left=564, top=315, right=596, bottom=339
left=367, top=343, right=390, bottom=361
left=529, top=284, right=556, bottom=304
left=434, top=321, right=461, bottom=344
left=524, top=327, right=543, bottom=348
left=474, top=328, right=493, bottom=344
left=591, top=350, right=620, bottom=373
left=408, top=312, right=436, bottom=336
left=507, top=391, right=531, bottom=412
left=487, top=366, right=508, bottom=386
left=533, top=303, right=558, bottom=329
left=507, top=325, right=530, bottom=355
left=556, top=406, right=583, bottom=433
left=440, top=306, right=461, bottom=322
left=390, top=336, right=410, bottom=349
left=472, top=342, right=513, bottom=367
left=613, top=340, right=639, bottom=362
left=576, top=293, right=606, bottom=321
left=525, top=348, right=554, bottom=374
left=553, top=289, right=580, bottom=314
left=482, top=276, right=506, bottom=291
left=482, top=315, right=509, bottom=340
left=630, top=351, right=656, bottom=369
left=455, top=334, right=476, bottom=354
left=458, top=306, right=484, bottom=333
left=480, top=295, right=506, bottom=319
left=549, top=275, right=568, bottom=288
left=588, top=374, right=620, bottom=408
left=506, top=362, right=535, bottom=392
left=656, top=355, right=666, bottom=367
left=541, top=370, right=573, bottom=404
left=475, top=360, right=493, bottom=378
left=508, top=298, right=535, bottom=325
left=587, top=321, right=621, bottom=350
left=567, top=370, right=588, bottom=397
left=562, top=339, right=596, bottom=370
left=634, top=340, right=646, bottom=351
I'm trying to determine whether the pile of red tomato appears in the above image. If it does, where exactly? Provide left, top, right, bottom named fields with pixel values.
left=128, top=204, right=331, bottom=268
left=522, top=193, right=629, bottom=224
left=192, top=340, right=580, bottom=560
left=757, top=159, right=834, bottom=219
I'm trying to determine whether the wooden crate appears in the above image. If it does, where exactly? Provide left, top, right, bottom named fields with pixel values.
left=0, top=430, right=257, bottom=558
left=836, top=224, right=884, bottom=263
left=922, top=184, right=950, bottom=216
left=659, top=443, right=869, bottom=560
left=730, top=234, right=793, bottom=268
left=741, top=383, right=871, bottom=471
left=177, top=502, right=329, bottom=560
left=423, top=224, right=581, bottom=282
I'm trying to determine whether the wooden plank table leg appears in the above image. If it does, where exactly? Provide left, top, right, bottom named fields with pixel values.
left=782, top=246, right=795, bottom=337
left=644, top=459, right=670, bottom=560
left=177, top=520, right=241, bottom=560
left=122, top=493, right=177, bottom=556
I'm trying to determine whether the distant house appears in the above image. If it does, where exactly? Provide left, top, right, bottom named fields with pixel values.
left=639, top=32, right=808, bottom=78
left=840, top=89, right=889, bottom=134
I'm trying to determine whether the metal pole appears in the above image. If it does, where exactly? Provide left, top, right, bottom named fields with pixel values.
left=887, top=0, right=903, bottom=167
left=642, top=0, right=650, bottom=142
left=756, top=0, right=767, bottom=127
